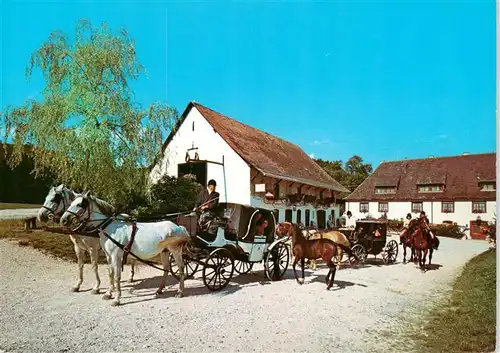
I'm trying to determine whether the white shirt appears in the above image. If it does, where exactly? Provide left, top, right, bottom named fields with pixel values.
left=345, top=215, right=357, bottom=228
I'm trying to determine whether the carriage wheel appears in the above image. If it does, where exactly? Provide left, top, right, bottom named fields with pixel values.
left=264, top=242, right=290, bottom=281
left=234, top=261, right=254, bottom=275
left=351, top=244, right=367, bottom=264
left=169, top=253, right=199, bottom=281
left=382, top=240, right=399, bottom=264
left=202, top=248, right=235, bottom=291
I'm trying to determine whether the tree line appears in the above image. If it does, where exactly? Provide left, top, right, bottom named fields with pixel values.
left=314, top=155, right=373, bottom=194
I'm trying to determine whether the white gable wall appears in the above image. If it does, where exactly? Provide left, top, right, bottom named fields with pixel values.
left=149, top=107, right=251, bottom=205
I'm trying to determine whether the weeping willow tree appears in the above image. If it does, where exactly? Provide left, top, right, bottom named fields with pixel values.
left=1, top=19, right=177, bottom=208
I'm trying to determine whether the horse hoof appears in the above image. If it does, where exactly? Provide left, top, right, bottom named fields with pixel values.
left=111, top=300, right=120, bottom=306
left=154, top=291, right=162, bottom=298
left=71, top=287, right=80, bottom=293
left=102, top=294, right=112, bottom=300
left=175, top=292, right=184, bottom=298
left=90, top=289, right=100, bottom=295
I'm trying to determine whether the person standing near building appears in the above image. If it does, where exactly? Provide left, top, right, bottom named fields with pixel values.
left=345, top=210, right=357, bottom=229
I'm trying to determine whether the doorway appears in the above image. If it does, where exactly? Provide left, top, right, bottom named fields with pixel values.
left=317, top=210, right=326, bottom=229
left=178, top=161, right=207, bottom=186
left=469, top=220, right=489, bottom=240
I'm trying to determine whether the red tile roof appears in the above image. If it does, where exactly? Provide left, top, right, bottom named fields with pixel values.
left=158, top=102, right=349, bottom=193
left=345, top=153, right=496, bottom=201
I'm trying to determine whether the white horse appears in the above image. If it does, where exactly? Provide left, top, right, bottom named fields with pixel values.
left=37, top=184, right=137, bottom=294
left=60, top=191, right=191, bottom=306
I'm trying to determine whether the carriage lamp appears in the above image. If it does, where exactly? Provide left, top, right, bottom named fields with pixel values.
left=265, top=192, right=274, bottom=200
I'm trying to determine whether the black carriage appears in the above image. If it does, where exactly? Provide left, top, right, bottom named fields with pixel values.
left=338, top=219, right=398, bottom=264
left=169, top=203, right=290, bottom=291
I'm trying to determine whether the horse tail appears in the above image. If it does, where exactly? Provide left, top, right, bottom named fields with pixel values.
left=433, top=236, right=440, bottom=250
left=338, top=243, right=359, bottom=263
left=157, top=235, right=191, bottom=251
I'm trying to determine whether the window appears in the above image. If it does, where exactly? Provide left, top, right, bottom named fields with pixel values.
left=297, top=209, right=302, bottom=224
left=472, top=201, right=486, bottom=213
left=418, top=184, right=444, bottom=193
left=192, top=121, right=195, bottom=131
left=359, top=202, right=369, bottom=213
left=480, top=183, right=496, bottom=191
left=274, top=183, right=281, bottom=199
left=305, top=209, right=310, bottom=226
left=411, top=202, right=423, bottom=213
left=378, top=202, right=389, bottom=212
left=441, top=201, right=454, bottom=213
left=285, top=209, right=293, bottom=222
left=375, top=186, right=396, bottom=194
left=273, top=209, right=280, bottom=222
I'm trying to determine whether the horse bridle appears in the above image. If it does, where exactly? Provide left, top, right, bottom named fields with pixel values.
left=42, top=191, right=68, bottom=221
left=64, top=197, right=114, bottom=235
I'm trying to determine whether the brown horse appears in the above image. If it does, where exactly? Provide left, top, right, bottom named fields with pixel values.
left=412, top=217, right=433, bottom=270
left=276, top=222, right=358, bottom=290
left=303, top=229, right=356, bottom=270
left=400, top=219, right=418, bottom=264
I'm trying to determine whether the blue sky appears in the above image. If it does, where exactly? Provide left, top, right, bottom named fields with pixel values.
left=0, top=0, right=496, bottom=168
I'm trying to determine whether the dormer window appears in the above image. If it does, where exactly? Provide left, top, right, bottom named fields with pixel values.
left=479, top=181, right=496, bottom=191
left=418, top=184, right=444, bottom=193
left=375, top=186, right=396, bottom=194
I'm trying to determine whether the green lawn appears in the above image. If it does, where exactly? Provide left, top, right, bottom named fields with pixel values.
left=0, top=219, right=160, bottom=265
left=0, top=202, right=42, bottom=210
left=415, top=249, right=496, bottom=352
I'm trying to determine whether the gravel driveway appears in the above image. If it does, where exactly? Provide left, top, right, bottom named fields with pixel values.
left=0, top=234, right=489, bottom=353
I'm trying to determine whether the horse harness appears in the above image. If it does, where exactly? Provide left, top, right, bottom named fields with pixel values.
left=65, top=202, right=170, bottom=273
left=121, top=222, right=138, bottom=270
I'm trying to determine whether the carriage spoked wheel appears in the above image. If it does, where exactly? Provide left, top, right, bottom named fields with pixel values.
left=234, top=260, right=254, bottom=275
left=351, top=244, right=367, bottom=264
left=202, top=248, right=235, bottom=291
left=169, top=253, right=199, bottom=281
left=264, top=241, right=290, bottom=281
left=382, top=240, right=399, bottom=264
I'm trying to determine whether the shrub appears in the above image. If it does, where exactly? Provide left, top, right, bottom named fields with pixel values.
left=131, top=175, right=199, bottom=219
left=430, top=223, right=464, bottom=239
left=388, top=219, right=404, bottom=232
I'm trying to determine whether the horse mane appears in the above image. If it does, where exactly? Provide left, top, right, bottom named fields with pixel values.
left=291, top=222, right=306, bottom=241
left=89, top=195, right=116, bottom=216
left=408, top=218, right=419, bottom=231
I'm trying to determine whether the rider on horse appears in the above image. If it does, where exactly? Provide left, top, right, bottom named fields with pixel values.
left=419, top=211, right=435, bottom=239
left=400, top=213, right=413, bottom=244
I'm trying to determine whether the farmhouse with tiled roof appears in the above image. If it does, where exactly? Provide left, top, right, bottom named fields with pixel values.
left=344, top=152, right=496, bottom=239
left=150, top=101, right=349, bottom=229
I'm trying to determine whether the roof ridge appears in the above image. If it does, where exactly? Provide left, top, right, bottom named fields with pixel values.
left=345, top=152, right=496, bottom=201
left=381, top=152, right=496, bottom=164
left=191, top=101, right=349, bottom=192
left=192, top=102, right=306, bottom=150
